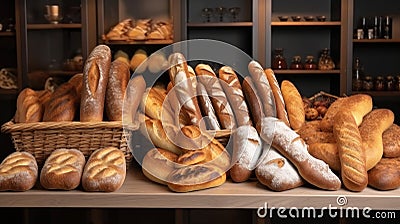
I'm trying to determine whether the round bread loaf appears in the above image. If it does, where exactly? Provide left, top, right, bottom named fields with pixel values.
left=368, top=157, right=400, bottom=190
left=383, top=124, right=400, bottom=158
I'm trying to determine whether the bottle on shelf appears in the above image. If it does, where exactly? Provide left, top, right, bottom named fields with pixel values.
left=318, top=48, right=335, bottom=70
left=374, top=75, right=385, bottom=91
left=290, top=56, right=303, bottom=69
left=352, top=57, right=364, bottom=91
left=272, top=48, right=287, bottom=70
left=304, top=56, right=317, bottom=70
left=383, top=16, right=392, bottom=39
left=361, top=17, right=368, bottom=39
left=363, top=75, right=373, bottom=91
left=385, top=75, right=395, bottom=91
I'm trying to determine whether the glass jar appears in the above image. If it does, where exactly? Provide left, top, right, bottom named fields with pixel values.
left=318, top=48, right=335, bottom=70
left=272, top=48, right=287, bottom=70
left=290, top=56, right=303, bottom=69
left=363, top=75, right=373, bottom=91
left=304, top=56, right=317, bottom=70
left=395, top=75, right=400, bottom=91
left=352, top=57, right=364, bottom=91
left=374, top=76, right=385, bottom=91
left=385, top=75, right=395, bottom=91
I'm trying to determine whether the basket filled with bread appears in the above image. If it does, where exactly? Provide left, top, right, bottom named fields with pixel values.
left=1, top=45, right=146, bottom=169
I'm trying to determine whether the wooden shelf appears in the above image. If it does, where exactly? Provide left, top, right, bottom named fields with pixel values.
left=271, top=21, right=341, bottom=26
left=27, top=23, right=82, bottom=30
left=353, top=39, right=400, bottom=43
left=0, top=31, right=15, bottom=37
left=273, top=69, right=341, bottom=75
left=187, top=22, right=253, bottom=27
left=0, top=166, right=399, bottom=209
left=101, top=39, right=174, bottom=45
left=352, top=91, right=400, bottom=97
left=0, top=89, right=18, bottom=95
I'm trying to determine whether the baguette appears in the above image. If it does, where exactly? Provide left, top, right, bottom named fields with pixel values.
left=40, top=149, right=85, bottom=190
left=142, top=148, right=179, bottom=185
left=219, top=66, right=252, bottom=127
left=242, top=76, right=264, bottom=133
left=15, top=88, right=43, bottom=123
left=105, top=59, right=131, bottom=121
left=333, top=111, right=367, bottom=192
left=281, top=80, right=305, bottom=130
left=260, top=117, right=341, bottom=190
left=122, top=75, right=146, bottom=128
left=81, top=147, right=126, bottom=192
left=80, top=44, right=111, bottom=122
left=0, top=152, right=38, bottom=191
left=196, top=82, right=221, bottom=130
left=358, top=109, right=394, bottom=170
left=196, top=63, right=236, bottom=129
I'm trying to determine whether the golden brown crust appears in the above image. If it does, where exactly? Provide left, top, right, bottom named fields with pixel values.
left=298, top=120, right=336, bottom=145
left=82, top=147, right=126, bottom=192
left=383, top=124, right=400, bottom=158
left=308, top=143, right=340, bottom=171
left=359, top=109, right=394, bottom=170
left=242, top=76, right=264, bottom=133
left=80, top=45, right=111, bottom=122
left=281, top=80, right=305, bottom=131
left=15, top=88, right=43, bottom=123
left=196, top=82, right=221, bottom=130
left=0, top=152, right=38, bottom=191
left=142, top=148, right=179, bottom=185
left=122, top=75, right=146, bottom=128
left=368, top=157, right=400, bottom=190
left=333, top=111, right=368, bottom=192
left=40, top=149, right=85, bottom=190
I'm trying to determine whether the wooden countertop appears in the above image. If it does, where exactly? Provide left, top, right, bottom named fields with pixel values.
left=1, top=165, right=399, bottom=209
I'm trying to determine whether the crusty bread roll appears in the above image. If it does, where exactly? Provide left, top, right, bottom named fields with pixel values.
left=105, top=59, right=131, bottom=121
left=383, top=124, right=400, bottom=158
left=176, top=150, right=207, bottom=166
left=298, top=120, right=336, bottom=145
left=142, top=148, right=179, bottom=185
left=359, top=108, right=394, bottom=170
left=42, top=82, right=79, bottom=122
left=264, top=68, right=290, bottom=127
left=0, top=152, right=38, bottom=191
left=256, top=147, right=304, bottom=191
left=122, top=75, right=146, bottom=128
left=80, top=44, right=111, bottom=122
left=368, top=157, right=400, bottom=190
left=40, top=149, right=85, bottom=190
left=230, top=125, right=262, bottom=183
left=196, top=63, right=236, bottom=130
left=37, top=89, right=52, bottom=107
left=82, top=147, right=126, bottom=192
left=15, top=88, right=43, bottom=123
left=130, top=49, right=148, bottom=73
left=308, top=143, right=340, bottom=171
left=167, top=163, right=226, bottom=192
left=219, top=66, right=252, bottom=127
left=281, top=80, right=305, bottom=131
left=260, top=117, right=341, bottom=190
left=196, top=82, right=221, bottom=130
left=139, top=116, right=182, bottom=155
left=68, top=73, right=83, bottom=101
left=333, top=110, right=367, bottom=192
left=248, top=61, right=276, bottom=117
left=320, top=94, right=373, bottom=132
left=168, top=53, right=203, bottom=127
left=242, top=76, right=264, bottom=133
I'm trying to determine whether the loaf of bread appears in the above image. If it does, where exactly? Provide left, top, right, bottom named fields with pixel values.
left=105, top=59, right=131, bottom=121
left=141, top=86, right=167, bottom=121
left=40, top=149, right=86, bottom=190
left=265, top=68, right=290, bottom=126
left=68, top=73, right=83, bottom=101
left=42, top=82, right=79, bottom=121
left=281, top=80, right=305, bottom=131
left=0, top=152, right=38, bottom=191
left=383, top=124, right=400, bottom=158
left=242, top=76, right=264, bottom=133
left=196, top=63, right=236, bottom=129
left=298, top=120, right=336, bottom=145
left=139, top=116, right=182, bottom=155
left=308, top=143, right=340, bottom=171
left=176, top=150, right=207, bottom=166
left=37, top=89, right=52, bottom=107
left=164, top=81, right=190, bottom=128
left=260, top=117, right=341, bottom=190
left=230, top=125, right=262, bottom=182
left=168, top=53, right=203, bottom=126
left=81, top=147, right=126, bottom=192
left=219, top=66, right=252, bottom=126
left=248, top=61, right=276, bottom=117
left=320, top=94, right=373, bottom=132
left=167, top=163, right=226, bottom=192
left=256, top=147, right=304, bottom=191
left=333, top=110, right=367, bottom=192
left=196, top=82, right=221, bottom=130
left=80, top=44, right=111, bottom=122
left=142, top=148, right=179, bottom=185
left=368, top=157, right=400, bottom=190
left=359, top=109, right=394, bottom=170
left=122, top=74, right=146, bottom=128
left=15, top=88, right=43, bottom=123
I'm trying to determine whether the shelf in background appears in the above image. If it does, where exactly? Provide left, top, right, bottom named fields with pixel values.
left=187, top=22, right=253, bottom=27
left=0, top=32, right=15, bottom=37
left=0, top=165, right=399, bottom=209
left=101, top=39, right=174, bottom=45
left=0, top=89, right=18, bottom=95
left=353, top=39, right=400, bottom=43
left=352, top=91, right=400, bottom=97
left=273, top=69, right=341, bottom=74
left=27, top=23, right=82, bottom=30
left=271, top=21, right=341, bottom=26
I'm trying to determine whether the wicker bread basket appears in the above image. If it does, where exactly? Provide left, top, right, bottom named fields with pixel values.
left=1, top=120, right=136, bottom=168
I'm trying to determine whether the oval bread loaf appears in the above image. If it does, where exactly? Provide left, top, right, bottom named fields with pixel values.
left=281, top=80, right=305, bottom=131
